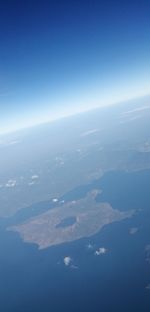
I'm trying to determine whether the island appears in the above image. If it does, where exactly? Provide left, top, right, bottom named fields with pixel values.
left=8, top=190, right=133, bottom=249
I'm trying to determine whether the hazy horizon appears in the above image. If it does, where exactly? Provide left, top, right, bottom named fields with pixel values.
left=0, top=94, right=150, bottom=136
left=0, top=0, right=150, bottom=134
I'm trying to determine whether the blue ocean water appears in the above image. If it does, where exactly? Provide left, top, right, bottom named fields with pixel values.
left=56, top=216, right=76, bottom=228
left=1, top=169, right=150, bottom=311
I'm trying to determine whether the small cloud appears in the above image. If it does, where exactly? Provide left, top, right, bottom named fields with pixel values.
left=9, top=140, right=20, bottom=146
left=63, top=257, right=78, bottom=269
left=60, top=200, right=65, bottom=204
left=129, top=227, right=138, bottom=235
left=70, top=264, right=78, bottom=270
left=76, top=148, right=81, bottom=153
left=28, top=181, right=35, bottom=186
left=81, top=129, right=100, bottom=137
left=52, top=198, right=58, bottom=203
left=31, top=175, right=39, bottom=180
left=5, top=179, right=17, bottom=188
left=28, top=175, right=39, bottom=186
left=87, top=243, right=94, bottom=250
left=120, top=115, right=141, bottom=124
left=55, top=156, right=65, bottom=167
left=95, top=247, right=107, bottom=256
left=63, top=256, right=72, bottom=266
left=122, top=105, right=150, bottom=115
left=0, top=140, right=21, bottom=147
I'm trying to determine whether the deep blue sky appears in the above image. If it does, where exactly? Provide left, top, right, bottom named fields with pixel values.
left=0, top=0, right=150, bottom=134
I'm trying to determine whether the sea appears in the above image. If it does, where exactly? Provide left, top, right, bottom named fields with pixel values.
left=1, top=169, right=150, bottom=311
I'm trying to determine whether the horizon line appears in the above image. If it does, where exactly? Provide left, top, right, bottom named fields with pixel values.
left=0, top=93, right=150, bottom=137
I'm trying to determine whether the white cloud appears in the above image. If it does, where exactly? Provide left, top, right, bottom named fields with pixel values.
left=95, top=247, right=107, bottom=256
left=63, top=256, right=72, bottom=266
left=60, top=200, right=65, bottom=204
left=52, top=198, right=58, bottom=203
left=70, top=264, right=78, bottom=270
left=120, top=115, right=141, bottom=124
left=31, top=175, right=39, bottom=180
left=76, top=148, right=81, bottom=153
left=120, top=105, right=150, bottom=124
left=55, top=156, right=65, bottom=166
left=28, top=181, right=35, bottom=186
left=122, top=105, right=150, bottom=115
left=5, top=179, right=17, bottom=188
left=8, top=140, right=21, bottom=146
left=0, top=140, right=21, bottom=147
left=87, top=243, right=94, bottom=250
left=81, top=129, right=100, bottom=137
left=71, top=200, right=76, bottom=205
left=129, top=227, right=138, bottom=235
left=28, top=175, right=39, bottom=186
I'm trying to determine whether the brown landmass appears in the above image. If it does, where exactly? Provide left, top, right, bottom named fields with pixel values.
left=8, top=190, right=134, bottom=249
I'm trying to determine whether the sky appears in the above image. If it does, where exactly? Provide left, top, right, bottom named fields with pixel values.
left=0, top=0, right=150, bottom=134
